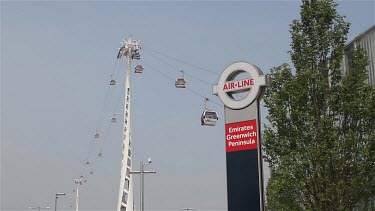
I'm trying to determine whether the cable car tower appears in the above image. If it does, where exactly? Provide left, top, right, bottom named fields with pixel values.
left=74, top=179, right=82, bottom=211
left=116, top=36, right=141, bottom=211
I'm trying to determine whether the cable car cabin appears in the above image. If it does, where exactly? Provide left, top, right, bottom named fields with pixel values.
left=90, top=171, right=94, bottom=175
left=86, top=161, right=90, bottom=165
left=94, top=133, right=100, bottom=138
left=111, top=116, right=117, bottom=123
left=175, top=78, right=186, bottom=88
left=110, top=79, right=116, bottom=85
left=111, top=117, right=116, bottom=123
left=98, top=153, right=103, bottom=157
left=133, top=52, right=140, bottom=60
left=201, top=110, right=218, bottom=126
left=134, top=65, right=144, bottom=73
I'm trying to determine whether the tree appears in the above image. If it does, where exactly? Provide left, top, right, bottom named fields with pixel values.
left=263, top=0, right=375, bottom=210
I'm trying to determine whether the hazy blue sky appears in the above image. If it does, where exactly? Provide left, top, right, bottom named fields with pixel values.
left=1, top=1, right=374, bottom=210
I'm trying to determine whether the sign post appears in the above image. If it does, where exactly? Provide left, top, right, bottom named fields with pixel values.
left=213, top=61, right=268, bottom=211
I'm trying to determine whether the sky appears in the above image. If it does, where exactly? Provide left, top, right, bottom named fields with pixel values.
left=1, top=1, right=374, bottom=210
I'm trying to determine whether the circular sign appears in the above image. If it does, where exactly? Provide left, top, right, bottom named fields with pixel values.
left=213, top=61, right=267, bottom=109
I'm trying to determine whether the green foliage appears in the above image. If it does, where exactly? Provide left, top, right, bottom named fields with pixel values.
left=263, top=0, right=375, bottom=210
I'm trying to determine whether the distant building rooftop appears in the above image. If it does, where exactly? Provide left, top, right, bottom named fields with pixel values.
left=346, top=24, right=375, bottom=48
left=342, top=24, right=375, bottom=85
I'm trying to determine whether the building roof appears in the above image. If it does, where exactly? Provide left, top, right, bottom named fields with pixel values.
left=346, top=24, right=375, bottom=48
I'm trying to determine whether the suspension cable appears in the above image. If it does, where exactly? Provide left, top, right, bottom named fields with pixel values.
left=145, top=50, right=215, bottom=85
left=143, top=47, right=220, bottom=76
left=142, top=61, right=223, bottom=106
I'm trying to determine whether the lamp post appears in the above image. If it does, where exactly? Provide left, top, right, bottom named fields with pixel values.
left=28, top=206, right=51, bottom=211
left=130, top=158, right=156, bottom=211
left=54, top=193, right=66, bottom=211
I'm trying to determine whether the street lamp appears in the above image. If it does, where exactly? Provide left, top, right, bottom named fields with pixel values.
left=54, top=193, right=66, bottom=211
left=130, top=158, right=156, bottom=211
left=28, top=206, right=51, bottom=211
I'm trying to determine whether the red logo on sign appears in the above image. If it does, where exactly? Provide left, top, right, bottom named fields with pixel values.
left=225, top=120, right=258, bottom=152
left=223, top=78, right=254, bottom=92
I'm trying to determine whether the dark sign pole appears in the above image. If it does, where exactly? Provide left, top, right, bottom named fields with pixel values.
left=225, top=103, right=264, bottom=211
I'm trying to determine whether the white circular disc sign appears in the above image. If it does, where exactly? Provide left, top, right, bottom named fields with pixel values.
left=213, top=61, right=267, bottom=109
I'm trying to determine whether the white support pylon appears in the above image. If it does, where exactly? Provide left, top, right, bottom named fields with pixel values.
left=75, top=179, right=82, bottom=211
left=116, top=36, right=141, bottom=211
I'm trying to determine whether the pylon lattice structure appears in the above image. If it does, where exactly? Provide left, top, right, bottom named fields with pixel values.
left=116, top=37, right=141, bottom=211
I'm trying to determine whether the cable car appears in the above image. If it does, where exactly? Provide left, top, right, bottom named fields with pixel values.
left=110, top=79, right=116, bottom=85
left=94, top=132, right=100, bottom=139
left=175, top=78, right=186, bottom=88
left=111, top=115, right=117, bottom=123
left=98, top=152, right=103, bottom=157
left=85, top=161, right=90, bottom=165
left=201, top=110, right=219, bottom=126
left=201, top=98, right=218, bottom=126
left=80, top=175, right=84, bottom=178
left=133, top=51, right=140, bottom=60
left=90, top=171, right=94, bottom=175
left=135, top=65, right=144, bottom=73
left=175, top=70, right=186, bottom=88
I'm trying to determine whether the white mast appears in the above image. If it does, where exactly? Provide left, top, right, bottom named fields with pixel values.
left=74, top=179, right=82, bottom=211
left=116, top=37, right=141, bottom=211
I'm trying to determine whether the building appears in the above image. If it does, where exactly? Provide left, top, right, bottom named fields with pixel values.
left=343, top=24, right=375, bottom=211
left=342, top=24, right=375, bottom=85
